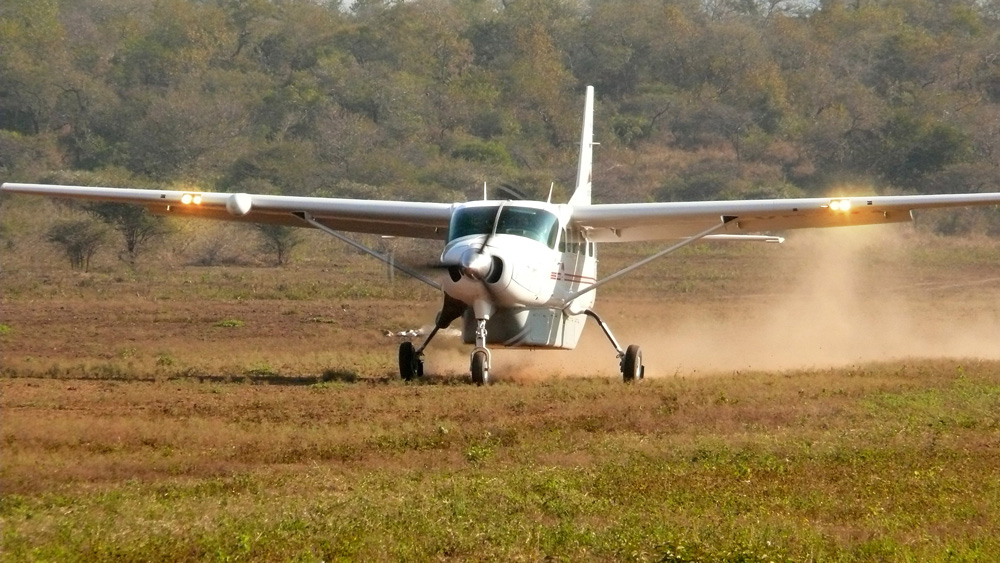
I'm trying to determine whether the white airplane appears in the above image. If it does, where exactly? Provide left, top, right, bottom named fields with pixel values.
left=5, top=86, right=1000, bottom=384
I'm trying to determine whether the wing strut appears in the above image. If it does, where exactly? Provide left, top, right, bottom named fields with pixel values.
left=562, top=217, right=735, bottom=305
left=296, top=212, right=441, bottom=290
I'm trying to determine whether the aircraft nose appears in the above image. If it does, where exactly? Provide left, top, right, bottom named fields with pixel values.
left=459, top=248, right=493, bottom=280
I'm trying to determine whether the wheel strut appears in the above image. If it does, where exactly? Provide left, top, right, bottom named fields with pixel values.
left=470, top=318, right=491, bottom=385
left=583, top=309, right=644, bottom=383
left=398, top=294, right=467, bottom=381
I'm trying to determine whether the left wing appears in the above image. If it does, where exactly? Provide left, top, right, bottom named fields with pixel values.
left=1, top=183, right=454, bottom=240
left=571, top=193, right=1000, bottom=243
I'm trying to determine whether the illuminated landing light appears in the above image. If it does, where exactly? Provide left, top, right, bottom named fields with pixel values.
left=180, top=193, right=202, bottom=205
left=829, top=199, right=852, bottom=212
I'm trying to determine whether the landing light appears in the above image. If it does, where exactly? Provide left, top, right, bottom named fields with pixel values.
left=829, top=199, right=852, bottom=212
left=180, top=193, right=202, bottom=205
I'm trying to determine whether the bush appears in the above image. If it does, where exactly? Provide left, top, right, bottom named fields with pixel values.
left=255, top=224, right=303, bottom=266
left=46, top=220, right=107, bottom=271
left=451, top=140, right=513, bottom=167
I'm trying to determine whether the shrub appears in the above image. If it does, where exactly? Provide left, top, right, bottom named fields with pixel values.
left=451, top=140, right=513, bottom=167
left=254, top=224, right=302, bottom=266
left=45, top=220, right=107, bottom=271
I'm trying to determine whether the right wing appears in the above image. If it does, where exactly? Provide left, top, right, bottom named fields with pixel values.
left=1, top=183, right=454, bottom=240
left=571, top=193, right=1000, bottom=243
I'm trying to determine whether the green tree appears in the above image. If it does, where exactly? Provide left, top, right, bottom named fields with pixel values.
left=85, top=202, right=167, bottom=266
left=0, top=0, right=72, bottom=135
left=254, top=224, right=302, bottom=266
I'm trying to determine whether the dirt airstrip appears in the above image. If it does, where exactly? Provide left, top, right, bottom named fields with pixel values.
left=4, top=227, right=1000, bottom=560
left=3, top=226, right=1000, bottom=381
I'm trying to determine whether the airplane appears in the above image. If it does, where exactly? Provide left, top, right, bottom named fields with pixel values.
left=4, top=86, right=1000, bottom=385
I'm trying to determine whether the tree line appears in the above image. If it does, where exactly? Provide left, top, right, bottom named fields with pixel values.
left=3, top=0, right=1000, bottom=243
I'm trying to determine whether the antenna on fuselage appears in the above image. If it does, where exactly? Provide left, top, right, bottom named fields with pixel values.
left=547, top=182, right=554, bottom=203
left=483, top=182, right=487, bottom=201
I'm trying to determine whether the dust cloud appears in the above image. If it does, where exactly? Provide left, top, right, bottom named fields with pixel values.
left=476, top=226, right=1000, bottom=380
left=637, top=227, right=1000, bottom=376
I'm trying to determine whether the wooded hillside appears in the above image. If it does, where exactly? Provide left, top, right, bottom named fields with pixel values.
left=3, top=0, right=1000, bottom=231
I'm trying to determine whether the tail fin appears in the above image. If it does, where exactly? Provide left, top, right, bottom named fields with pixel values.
left=568, top=85, right=595, bottom=206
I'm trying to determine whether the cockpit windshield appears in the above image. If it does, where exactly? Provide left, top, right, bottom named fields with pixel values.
left=449, top=205, right=560, bottom=248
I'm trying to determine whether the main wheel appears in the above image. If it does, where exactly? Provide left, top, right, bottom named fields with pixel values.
left=399, top=342, right=420, bottom=381
left=621, top=344, right=643, bottom=383
left=471, top=351, right=489, bottom=386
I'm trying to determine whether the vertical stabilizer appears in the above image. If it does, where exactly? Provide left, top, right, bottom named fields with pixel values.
left=568, top=86, right=595, bottom=206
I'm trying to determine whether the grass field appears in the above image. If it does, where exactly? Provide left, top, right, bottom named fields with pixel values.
left=3, top=222, right=1000, bottom=561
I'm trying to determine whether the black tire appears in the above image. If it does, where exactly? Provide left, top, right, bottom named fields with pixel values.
left=399, top=342, right=418, bottom=381
left=622, top=344, right=642, bottom=383
left=471, top=351, right=489, bottom=386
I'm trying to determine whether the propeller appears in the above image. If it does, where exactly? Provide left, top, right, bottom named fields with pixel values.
left=495, top=183, right=528, bottom=201
left=432, top=204, right=506, bottom=287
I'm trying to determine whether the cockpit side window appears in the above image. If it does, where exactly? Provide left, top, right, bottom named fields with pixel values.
left=448, top=206, right=499, bottom=242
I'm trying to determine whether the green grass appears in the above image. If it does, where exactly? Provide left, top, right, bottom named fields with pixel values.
left=4, top=362, right=1000, bottom=561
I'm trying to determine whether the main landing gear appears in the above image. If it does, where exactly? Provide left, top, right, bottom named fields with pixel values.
left=398, top=341, right=423, bottom=381
left=398, top=307, right=644, bottom=385
left=397, top=294, right=467, bottom=382
left=584, top=310, right=644, bottom=383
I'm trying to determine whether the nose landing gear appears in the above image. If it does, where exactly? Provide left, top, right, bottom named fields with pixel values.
left=470, top=317, right=491, bottom=385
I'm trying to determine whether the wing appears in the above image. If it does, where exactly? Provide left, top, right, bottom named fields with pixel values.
left=571, top=193, right=1000, bottom=243
left=1, top=183, right=454, bottom=240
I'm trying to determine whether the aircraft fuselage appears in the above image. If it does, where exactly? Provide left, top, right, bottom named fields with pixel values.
left=439, top=201, right=597, bottom=350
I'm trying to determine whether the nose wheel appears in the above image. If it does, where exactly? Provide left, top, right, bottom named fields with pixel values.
left=471, top=350, right=489, bottom=385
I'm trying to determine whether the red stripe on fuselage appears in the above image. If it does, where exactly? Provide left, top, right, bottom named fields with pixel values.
left=550, top=272, right=596, bottom=284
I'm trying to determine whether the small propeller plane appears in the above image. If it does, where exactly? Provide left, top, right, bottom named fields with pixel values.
left=5, top=86, right=1000, bottom=384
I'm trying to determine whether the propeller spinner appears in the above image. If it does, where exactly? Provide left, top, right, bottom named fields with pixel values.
left=459, top=247, right=493, bottom=280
